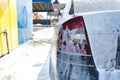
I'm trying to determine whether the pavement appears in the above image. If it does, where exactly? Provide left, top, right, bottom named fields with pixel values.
left=0, top=27, right=55, bottom=80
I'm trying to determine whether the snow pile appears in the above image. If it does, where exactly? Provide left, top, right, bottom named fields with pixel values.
left=33, top=27, right=55, bottom=41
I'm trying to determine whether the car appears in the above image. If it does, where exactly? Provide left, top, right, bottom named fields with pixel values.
left=50, top=0, right=120, bottom=80
left=51, top=18, right=59, bottom=27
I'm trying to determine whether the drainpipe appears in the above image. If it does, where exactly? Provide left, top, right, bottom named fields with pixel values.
left=2, top=29, right=10, bottom=54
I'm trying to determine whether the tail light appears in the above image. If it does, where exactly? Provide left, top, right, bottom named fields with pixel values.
left=58, top=16, right=92, bottom=56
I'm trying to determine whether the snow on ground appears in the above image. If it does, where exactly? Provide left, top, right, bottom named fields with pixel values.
left=0, top=27, right=55, bottom=80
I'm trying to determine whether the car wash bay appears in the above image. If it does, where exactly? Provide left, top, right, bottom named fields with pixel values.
left=0, top=0, right=55, bottom=80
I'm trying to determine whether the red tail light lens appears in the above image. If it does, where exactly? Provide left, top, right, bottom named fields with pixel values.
left=58, top=16, right=91, bottom=55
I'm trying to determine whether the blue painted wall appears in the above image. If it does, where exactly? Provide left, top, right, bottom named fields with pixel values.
left=33, top=0, right=51, bottom=2
left=17, top=0, right=33, bottom=44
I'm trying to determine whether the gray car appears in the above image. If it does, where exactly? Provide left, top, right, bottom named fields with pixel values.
left=50, top=0, right=120, bottom=80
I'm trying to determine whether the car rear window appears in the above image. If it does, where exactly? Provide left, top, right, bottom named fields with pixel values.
left=72, top=0, right=120, bottom=14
